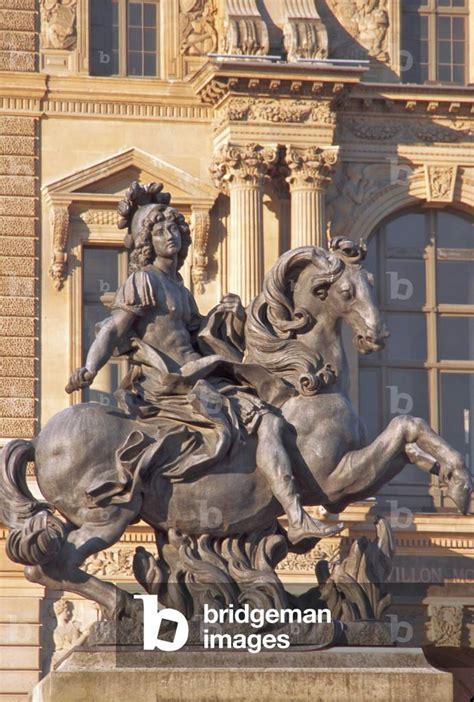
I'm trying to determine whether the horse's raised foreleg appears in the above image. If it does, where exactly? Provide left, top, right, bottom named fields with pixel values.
left=322, top=415, right=472, bottom=514
left=24, top=498, right=141, bottom=619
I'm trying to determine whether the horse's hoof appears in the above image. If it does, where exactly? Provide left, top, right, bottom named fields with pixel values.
left=446, top=472, right=472, bottom=515
left=287, top=520, right=344, bottom=545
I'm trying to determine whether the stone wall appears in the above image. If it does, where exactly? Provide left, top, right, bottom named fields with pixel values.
left=0, top=0, right=39, bottom=443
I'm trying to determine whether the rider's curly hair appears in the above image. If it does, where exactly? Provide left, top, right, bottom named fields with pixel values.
left=129, top=204, right=191, bottom=273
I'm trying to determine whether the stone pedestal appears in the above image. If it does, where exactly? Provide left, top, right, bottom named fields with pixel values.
left=32, top=646, right=453, bottom=702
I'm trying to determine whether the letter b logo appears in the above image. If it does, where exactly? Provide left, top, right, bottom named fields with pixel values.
left=134, top=595, right=189, bottom=651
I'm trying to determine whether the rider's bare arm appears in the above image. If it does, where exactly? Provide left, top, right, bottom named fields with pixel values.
left=65, top=308, right=137, bottom=393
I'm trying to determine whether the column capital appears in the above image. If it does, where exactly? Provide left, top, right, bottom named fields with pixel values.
left=286, top=146, right=338, bottom=190
left=210, top=142, right=278, bottom=192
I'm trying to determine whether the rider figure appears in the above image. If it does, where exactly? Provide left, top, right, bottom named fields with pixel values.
left=67, top=184, right=342, bottom=544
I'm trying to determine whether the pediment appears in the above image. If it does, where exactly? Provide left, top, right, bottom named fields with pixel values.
left=43, top=147, right=218, bottom=207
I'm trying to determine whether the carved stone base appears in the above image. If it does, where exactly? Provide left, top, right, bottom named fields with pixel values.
left=32, top=646, right=453, bottom=702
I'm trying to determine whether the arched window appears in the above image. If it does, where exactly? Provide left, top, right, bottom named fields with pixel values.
left=360, top=208, right=473, bottom=508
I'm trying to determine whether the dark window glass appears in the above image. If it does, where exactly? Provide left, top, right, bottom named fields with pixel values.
left=438, top=317, right=474, bottom=360
left=90, top=0, right=119, bottom=76
left=440, top=373, right=474, bottom=472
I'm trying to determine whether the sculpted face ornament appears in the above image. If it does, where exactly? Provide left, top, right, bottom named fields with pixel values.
left=0, top=181, right=471, bottom=628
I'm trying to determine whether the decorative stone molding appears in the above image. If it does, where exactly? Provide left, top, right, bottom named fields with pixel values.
left=210, top=142, right=278, bottom=192
left=283, top=0, right=328, bottom=62
left=79, top=209, right=119, bottom=226
left=425, top=165, right=458, bottom=203
left=49, top=205, right=69, bottom=291
left=84, top=548, right=134, bottom=577
left=286, top=146, right=338, bottom=190
left=40, top=0, right=77, bottom=50
left=215, top=98, right=337, bottom=130
left=180, top=0, right=218, bottom=57
left=219, top=0, right=269, bottom=56
left=427, top=604, right=463, bottom=647
left=190, top=207, right=211, bottom=294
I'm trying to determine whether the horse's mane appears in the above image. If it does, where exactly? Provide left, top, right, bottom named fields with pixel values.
left=245, top=240, right=366, bottom=395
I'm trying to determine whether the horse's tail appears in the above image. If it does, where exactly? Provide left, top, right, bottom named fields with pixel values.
left=0, top=439, right=65, bottom=566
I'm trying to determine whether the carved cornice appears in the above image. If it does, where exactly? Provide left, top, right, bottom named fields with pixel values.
left=286, top=145, right=338, bottom=190
left=49, top=205, right=70, bottom=291
left=210, top=142, right=278, bottom=191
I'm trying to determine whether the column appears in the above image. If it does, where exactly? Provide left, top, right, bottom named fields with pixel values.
left=286, top=146, right=338, bottom=249
left=211, top=143, right=277, bottom=305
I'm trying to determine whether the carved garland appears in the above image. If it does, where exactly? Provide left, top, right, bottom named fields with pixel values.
left=49, top=205, right=70, bottom=291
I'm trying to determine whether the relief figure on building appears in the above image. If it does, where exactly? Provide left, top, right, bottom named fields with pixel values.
left=180, top=0, right=218, bottom=56
left=40, top=0, right=78, bottom=51
left=322, top=0, right=389, bottom=61
left=0, top=181, right=471, bottom=623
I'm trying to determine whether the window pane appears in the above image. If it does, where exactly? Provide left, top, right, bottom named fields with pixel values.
left=144, top=3, right=156, bottom=26
left=144, top=52, right=157, bottom=76
left=453, top=41, right=464, bottom=63
left=385, top=313, right=427, bottom=360
left=129, top=26, right=142, bottom=51
left=129, top=2, right=142, bottom=26
left=128, top=51, right=142, bottom=75
left=437, top=212, right=473, bottom=248
left=437, top=260, right=474, bottom=304
left=384, top=261, right=426, bottom=308
left=83, top=248, right=119, bottom=297
left=359, top=368, right=382, bottom=442
left=144, top=27, right=156, bottom=51
left=438, top=40, right=451, bottom=63
left=453, top=17, right=465, bottom=40
left=90, top=0, right=119, bottom=76
left=440, top=373, right=474, bottom=472
left=438, top=64, right=451, bottom=81
left=452, top=64, right=465, bottom=84
left=437, top=17, right=451, bottom=40
left=385, top=213, right=426, bottom=257
left=438, top=317, right=474, bottom=360
left=386, top=369, right=429, bottom=421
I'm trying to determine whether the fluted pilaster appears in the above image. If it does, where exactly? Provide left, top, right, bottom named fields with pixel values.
left=211, top=142, right=277, bottom=304
left=286, top=146, right=337, bottom=249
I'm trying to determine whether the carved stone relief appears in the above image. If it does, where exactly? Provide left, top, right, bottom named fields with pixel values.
left=342, top=116, right=474, bottom=145
left=286, top=146, right=338, bottom=190
left=210, top=142, right=278, bottom=191
left=180, top=0, right=218, bottom=56
left=49, top=205, right=70, bottom=291
left=51, top=599, right=85, bottom=666
left=283, top=0, right=328, bottom=62
left=321, top=0, right=389, bottom=61
left=215, top=97, right=336, bottom=131
left=190, top=208, right=211, bottom=294
left=427, top=604, right=464, bottom=647
left=219, top=0, right=269, bottom=56
left=425, top=165, right=458, bottom=203
left=326, top=162, right=392, bottom=237
left=84, top=548, right=134, bottom=577
left=79, top=209, right=119, bottom=226
left=40, top=0, right=78, bottom=50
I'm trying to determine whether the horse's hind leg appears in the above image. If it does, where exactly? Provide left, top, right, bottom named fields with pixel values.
left=25, top=497, right=141, bottom=619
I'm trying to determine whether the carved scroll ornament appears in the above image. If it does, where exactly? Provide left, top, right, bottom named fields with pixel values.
left=283, top=0, right=328, bottom=62
left=210, top=142, right=278, bottom=191
left=286, top=146, right=338, bottom=189
left=220, top=0, right=269, bottom=56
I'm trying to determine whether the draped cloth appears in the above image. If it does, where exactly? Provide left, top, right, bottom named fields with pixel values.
left=85, top=269, right=294, bottom=508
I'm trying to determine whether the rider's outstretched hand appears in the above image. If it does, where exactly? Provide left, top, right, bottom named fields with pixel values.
left=65, top=367, right=96, bottom=394
left=217, top=293, right=246, bottom=321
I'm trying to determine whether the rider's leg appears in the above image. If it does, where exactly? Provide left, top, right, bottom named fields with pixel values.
left=256, top=413, right=343, bottom=544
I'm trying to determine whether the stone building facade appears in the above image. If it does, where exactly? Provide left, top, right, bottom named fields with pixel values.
left=0, top=0, right=473, bottom=698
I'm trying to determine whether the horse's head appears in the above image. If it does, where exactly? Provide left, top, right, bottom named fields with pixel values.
left=292, top=237, right=389, bottom=355
left=246, top=240, right=388, bottom=396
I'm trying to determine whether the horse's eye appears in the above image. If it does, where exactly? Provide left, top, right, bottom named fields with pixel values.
left=340, top=288, right=352, bottom=300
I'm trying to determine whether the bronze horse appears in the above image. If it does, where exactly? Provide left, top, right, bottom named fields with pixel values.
left=0, top=240, right=471, bottom=618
